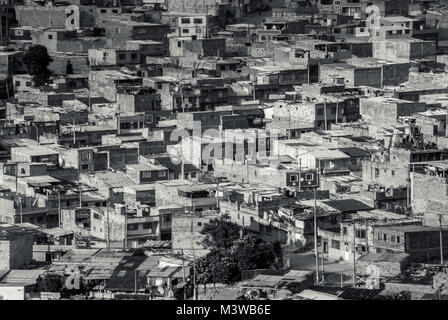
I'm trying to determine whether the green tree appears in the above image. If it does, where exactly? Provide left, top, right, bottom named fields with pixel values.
left=200, top=214, right=241, bottom=250
left=22, top=45, right=53, bottom=86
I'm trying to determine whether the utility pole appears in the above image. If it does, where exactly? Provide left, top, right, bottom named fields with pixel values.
left=19, top=196, right=22, bottom=224
left=190, top=218, right=197, bottom=300
left=321, top=238, right=325, bottom=282
left=352, top=217, right=356, bottom=287
left=58, top=191, right=61, bottom=228
left=124, top=206, right=128, bottom=249
left=323, top=99, right=328, bottom=130
left=440, top=213, right=444, bottom=269
left=335, top=97, right=339, bottom=124
left=181, top=249, right=187, bottom=300
left=106, top=201, right=110, bottom=249
left=73, top=120, right=76, bottom=147
left=78, top=186, right=82, bottom=208
left=365, top=218, right=369, bottom=253
left=193, top=252, right=197, bottom=300
left=134, top=269, right=137, bottom=293
left=313, top=187, right=319, bottom=283
left=216, top=180, right=220, bottom=209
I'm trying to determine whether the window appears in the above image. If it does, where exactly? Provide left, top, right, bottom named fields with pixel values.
left=177, top=41, right=182, bottom=48
left=331, top=240, right=340, bottom=250
left=174, top=173, right=179, bottom=179
left=305, top=173, right=314, bottom=181
left=142, top=171, right=152, bottom=178
left=181, top=18, right=191, bottom=24
left=182, top=29, right=189, bottom=34
left=375, top=168, right=380, bottom=177
left=356, top=229, right=366, bottom=239
left=391, top=170, right=395, bottom=176
left=157, top=83, right=163, bottom=89
left=397, top=236, right=400, bottom=243
left=158, top=171, right=166, bottom=177
left=80, top=152, right=90, bottom=160
left=391, top=235, right=395, bottom=242
left=351, top=159, right=357, bottom=165
left=15, top=81, right=20, bottom=86
left=197, top=222, right=202, bottom=226
left=118, top=53, right=126, bottom=60
left=131, top=53, right=137, bottom=60
left=342, top=226, right=347, bottom=235
left=112, top=9, right=118, bottom=13
left=190, top=172, right=197, bottom=178
left=383, top=233, right=387, bottom=241
left=127, top=224, right=138, bottom=231
left=81, top=164, right=89, bottom=170
left=143, top=223, right=152, bottom=230
left=48, top=34, right=53, bottom=40
left=193, top=18, right=203, bottom=24
left=93, top=213, right=101, bottom=220
left=290, top=174, right=298, bottom=182
left=163, top=215, right=171, bottom=222
left=100, top=9, right=107, bottom=13
left=317, top=108, right=324, bottom=115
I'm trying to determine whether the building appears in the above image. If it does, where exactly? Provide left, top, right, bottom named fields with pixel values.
left=0, top=224, right=34, bottom=270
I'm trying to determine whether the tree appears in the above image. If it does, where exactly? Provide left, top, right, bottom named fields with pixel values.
left=22, top=45, right=53, bottom=86
left=38, top=274, right=65, bottom=292
left=195, top=249, right=240, bottom=285
left=195, top=218, right=284, bottom=284
left=200, top=214, right=241, bottom=250
left=231, top=235, right=283, bottom=271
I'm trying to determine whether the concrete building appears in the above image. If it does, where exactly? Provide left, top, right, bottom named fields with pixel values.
left=320, top=59, right=410, bottom=88
left=105, top=19, right=169, bottom=49
left=374, top=224, right=448, bottom=262
left=171, top=211, right=216, bottom=257
left=360, top=97, right=427, bottom=125
left=155, top=180, right=217, bottom=212
left=372, top=39, right=437, bottom=63
left=0, top=224, right=34, bottom=270
left=88, top=49, right=141, bottom=67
